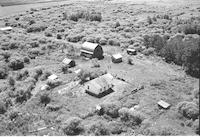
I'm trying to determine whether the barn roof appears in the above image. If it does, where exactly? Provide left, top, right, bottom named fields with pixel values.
left=82, top=42, right=99, bottom=52
left=112, top=53, right=122, bottom=59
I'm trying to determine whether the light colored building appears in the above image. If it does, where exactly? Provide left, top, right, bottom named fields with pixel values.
left=85, top=73, right=114, bottom=97
left=81, top=42, right=103, bottom=59
left=0, top=26, right=12, bottom=31
left=111, top=53, right=122, bottom=63
left=48, top=74, right=58, bottom=80
left=127, top=48, right=137, bottom=55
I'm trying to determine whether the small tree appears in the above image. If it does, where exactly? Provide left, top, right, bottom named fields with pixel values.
left=8, top=76, right=15, bottom=87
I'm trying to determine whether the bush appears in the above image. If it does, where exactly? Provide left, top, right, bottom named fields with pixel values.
left=56, top=33, right=62, bottom=39
left=31, top=68, right=43, bottom=81
left=62, top=117, right=83, bottom=135
left=77, top=69, right=90, bottom=84
left=16, top=69, right=29, bottom=81
left=99, top=38, right=107, bottom=45
left=127, top=58, right=134, bottom=65
left=114, top=21, right=120, bottom=28
left=0, top=51, right=11, bottom=62
left=67, top=34, right=85, bottom=43
left=192, top=119, right=199, bottom=135
left=46, top=79, right=62, bottom=89
left=26, top=23, right=47, bottom=33
left=8, top=76, right=15, bottom=86
left=88, top=121, right=110, bottom=136
left=182, top=23, right=200, bottom=35
left=8, top=57, right=24, bottom=70
left=28, top=48, right=43, bottom=59
left=62, top=64, right=69, bottom=74
left=91, top=59, right=100, bottom=68
left=177, top=101, right=199, bottom=120
left=0, top=64, right=8, bottom=79
left=142, top=47, right=155, bottom=56
left=40, top=93, right=51, bottom=105
left=147, top=16, right=153, bottom=25
left=100, top=103, right=120, bottom=118
left=23, top=56, right=30, bottom=64
left=9, top=110, right=19, bottom=121
left=15, top=89, right=32, bottom=103
left=108, top=39, right=120, bottom=46
left=44, top=31, right=53, bottom=37
left=40, top=71, right=52, bottom=81
left=0, top=102, right=7, bottom=114
left=107, top=121, right=123, bottom=134
left=118, top=107, right=145, bottom=126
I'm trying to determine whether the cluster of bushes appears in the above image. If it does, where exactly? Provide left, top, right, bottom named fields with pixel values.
left=182, top=23, right=200, bottom=35
left=26, top=23, right=47, bottom=33
left=66, top=34, right=85, bottom=43
left=0, top=63, right=9, bottom=79
left=143, top=34, right=199, bottom=78
left=64, top=10, right=102, bottom=22
left=8, top=57, right=24, bottom=70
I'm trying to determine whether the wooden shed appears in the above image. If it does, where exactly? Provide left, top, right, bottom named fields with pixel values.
left=111, top=53, right=122, bottom=63
left=80, top=42, right=103, bottom=59
left=127, top=48, right=137, bottom=55
left=62, top=58, right=75, bottom=68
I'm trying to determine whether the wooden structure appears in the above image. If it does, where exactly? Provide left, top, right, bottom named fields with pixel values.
left=62, top=58, right=75, bottom=68
left=127, top=48, right=137, bottom=55
left=111, top=53, right=122, bottom=63
left=81, top=42, right=103, bottom=59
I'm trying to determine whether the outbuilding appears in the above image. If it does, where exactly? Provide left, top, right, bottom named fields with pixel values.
left=85, top=73, right=114, bottom=98
left=62, top=58, right=75, bottom=68
left=111, top=53, right=122, bottom=63
left=0, top=26, right=12, bottom=31
left=81, top=42, right=103, bottom=59
left=127, top=48, right=137, bottom=55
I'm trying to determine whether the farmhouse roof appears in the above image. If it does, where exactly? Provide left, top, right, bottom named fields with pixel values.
left=112, top=53, right=122, bottom=59
left=85, top=73, right=113, bottom=95
left=82, top=42, right=99, bottom=52
left=48, top=74, right=58, bottom=80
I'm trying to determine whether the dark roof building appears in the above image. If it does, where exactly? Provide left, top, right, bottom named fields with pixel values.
left=81, top=42, right=103, bottom=59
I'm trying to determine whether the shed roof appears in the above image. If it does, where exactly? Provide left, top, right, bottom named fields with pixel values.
left=157, top=100, right=170, bottom=109
left=48, top=74, right=58, bottom=80
left=82, top=42, right=99, bottom=52
left=112, top=53, right=122, bottom=59
left=62, top=58, right=73, bottom=64
left=0, top=26, right=12, bottom=31
left=127, top=48, right=136, bottom=52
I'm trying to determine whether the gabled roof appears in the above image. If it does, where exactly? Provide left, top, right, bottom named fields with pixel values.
left=82, top=42, right=99, bottom=52
left=85, top=73, right=113, bottom=95
left=62, top=58, right=73, bottom=64
left=112, top=53, right=122, bottom=59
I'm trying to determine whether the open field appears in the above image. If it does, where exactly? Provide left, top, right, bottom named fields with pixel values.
left=0, top=0, right=199, bottom=136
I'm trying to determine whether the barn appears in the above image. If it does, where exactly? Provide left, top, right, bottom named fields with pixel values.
left=80, top=42, right=103, bottom=59
left=111, top=53, right=122, bottom=63
left=85, top=73, right=114, bottom=98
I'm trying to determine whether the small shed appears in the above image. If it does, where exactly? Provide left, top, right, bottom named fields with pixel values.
left=111, top=53, right=122, bottom=63
left=81, top=42, right=103, bottom=59
left=48, top=74, right=58, bottom=80
left=0, top=26, right=12, bottom=31
left=157, top=100, right=170, bottom=109
left=127, top=48, right=137, bottom=55
left=62, top=58, right=75, bottom=68
left=85, top=73, right=114, bottom=98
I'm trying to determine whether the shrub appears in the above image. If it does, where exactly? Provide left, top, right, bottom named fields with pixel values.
left=118, top=107, right=145, bottom=126
left=0, top=51, right=11, bottom=62
left=16, top=69, right=29, bottom=81
left=40, top=71, right=52, bottom=81
left=44, top=31, right=53, bottom=37
left=57, top=33, right=62, bottom=39
left=62, top=117, right=83, bottom=135
left=8, top=76, right=15, bottom=86
left=177, top=101, right=199, bottom=120
left=192, top=119, right=199, bottom=135
left=28, top=48, right=42, bottom=59
left=88, top=121, right=110, bottom=135
left=91, top=59, right=100, bottom=68
left=108, top=39, right=120, bottom=46
left=23, top=56, right=30, bottom=64
left=77, top=69, right=90, bottom=84
left=182, top=23, right=200, bottom=35
left=0, top=64, right=8, bottom=79
left=46, top=79, right=62, bottom=89
left=107, top=121, right=123, bottom=134
left=127, top=58, right=134, bottom=65
left=67, top=34, right=85, bottom=43
left=9, top=110, right=19, bottom=121
left=114, top=21, right=120, bottom=28
left=141, top=47, right=155, bottom=56
left=0, top=102, right=7, bottom=114
left=99, top=38, right=107, bottom=45
left=89, top=69, right=107, bottom=80
left=26, top=23, right=47, bottom=33
left=40, top=93, right=51, bottom=105
left=100, top=103, right=120, bottom=118
left=8, top=57, right=24, bottom=70
left=147, top=16, right=152, bottom=24
left=15, top=89, right=32, bottom=103
left=62, top=64, right=69, bottom=74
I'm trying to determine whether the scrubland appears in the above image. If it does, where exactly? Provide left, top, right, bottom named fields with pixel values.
left=0, top=0, right=199, bottom=135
